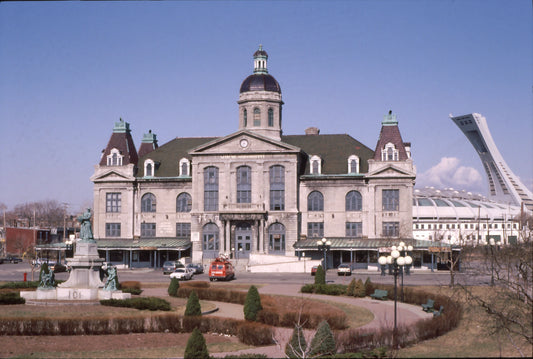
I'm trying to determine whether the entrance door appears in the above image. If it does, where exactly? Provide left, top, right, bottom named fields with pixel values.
left=235, top=222, right=252, bottom=259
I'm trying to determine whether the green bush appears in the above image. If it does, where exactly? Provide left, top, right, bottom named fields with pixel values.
left=353, top=279, right=366, bottom=297
left=0, top=281, right=39, bottom=289
left=300, top=284, right=314, bottom=293
left=346, top=278, right=356, bottom=296
left=184, top=327, right=209, bottom=359
left=0, top=292, right=25, bottom=305
left=364, top=277, right=374, bottom=296
left=168, top=277, right=180, bottom=297
left=100, top=297, right=171, bottom=311
left=244, top=285, right=262, bottom=321
left=285, top=324, right=307, bottom=358
left=309, top=320, right=336, bottom=357
left=314, top=265, right=326, bottom=285
left=184, top=291, right=202, bottom=316
left=121, top=287, right=143, bottom=295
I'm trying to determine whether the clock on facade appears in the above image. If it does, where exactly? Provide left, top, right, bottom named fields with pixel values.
left=240, top=139, right=249, bottom=148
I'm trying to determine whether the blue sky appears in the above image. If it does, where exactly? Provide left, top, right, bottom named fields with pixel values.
left=1, top=0, right=532, bottom=213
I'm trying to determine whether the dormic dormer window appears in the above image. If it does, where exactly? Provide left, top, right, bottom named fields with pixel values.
left=381, top=142, right=399, bottom=161
left=348, top=155, right=359, bottom=174
left=144, top=159, right=155, bottom=177
left=106, top=148, right=123, bottom=166
left=310, top=155, right=322, bottom=175
left=179, top=158, right=190, bottom=177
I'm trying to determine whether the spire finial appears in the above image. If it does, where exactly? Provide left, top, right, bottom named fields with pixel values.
left=253, top=45, right=268, bottom=74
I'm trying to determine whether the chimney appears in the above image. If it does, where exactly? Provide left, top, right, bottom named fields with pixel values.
left=305, top=127, right=320, bottom=135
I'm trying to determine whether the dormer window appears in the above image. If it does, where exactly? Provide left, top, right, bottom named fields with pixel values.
left=144, top=159, right=155, bottom=177
left=179, top=158, right=190, bottom=177
left=381, top=143, right=399, bottom=161
left=310, top=155, right=322, bottom=175
left=348, top=155, right=360, bottom=174
left=106, top=148, right=123, bottom=166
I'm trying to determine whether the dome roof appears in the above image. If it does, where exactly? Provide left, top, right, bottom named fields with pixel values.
left=240, top=73, right=281, bottom=93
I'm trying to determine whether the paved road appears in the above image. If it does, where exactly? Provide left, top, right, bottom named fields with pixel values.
left=0, top=261, right=493, bottom=287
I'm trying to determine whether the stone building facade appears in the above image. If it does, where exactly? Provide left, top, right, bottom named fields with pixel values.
left=91, top=46, right=416, bottom=270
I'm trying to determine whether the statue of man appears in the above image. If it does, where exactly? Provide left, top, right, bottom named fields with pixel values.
left=78, top=208, right=94, bottom=242
left=104, top=266, right=118, bottom=291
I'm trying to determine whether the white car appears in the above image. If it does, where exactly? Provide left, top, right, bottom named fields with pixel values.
left=169, top=267, right=193, bottom=280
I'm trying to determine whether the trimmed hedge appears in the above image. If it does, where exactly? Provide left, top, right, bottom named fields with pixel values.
left=0, top=281, right=39, bottom=289
left=100, top=297, right=171, bottom=311
left=0, top=292, right=25, bottom=305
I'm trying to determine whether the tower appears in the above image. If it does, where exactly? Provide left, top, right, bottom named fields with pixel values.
left=238, top=45, right=283, bottom=141
left=450, top=113, right=533, bottom=210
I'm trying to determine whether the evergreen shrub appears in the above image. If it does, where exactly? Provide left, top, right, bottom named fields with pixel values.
left=184, top=327, right=209, bottom=359
left=243, top=285, right=262, bottom=321
left=168, top=277, right=180, bottom=297
left=309, top=320, right=336, bottom=357
left=314, top=265, right=326, bottom=285
left=0, top=292, right=25, bottom=305
left=184, top=291, right=202, bottom=316
left=285, top=324, right=307, bottom=358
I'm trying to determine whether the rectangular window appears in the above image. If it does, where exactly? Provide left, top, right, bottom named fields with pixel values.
left=269, top=166, right=285, bottom=211
left=176, top=223, right=191, bottom=238
left=141, top=223, right=156, bottom=237
left=106, top=193, right=121, bottom=213
left=346, top=222, right=362, bottom=237
left=307, top=222, right=324, bottom=238
left=383, top=222, right=399, bottom=237
left=105, top=223, right=121, bottom=237
left=382, top=189, right=399, bottom=211
left=204, top=167, right=219, bottom=211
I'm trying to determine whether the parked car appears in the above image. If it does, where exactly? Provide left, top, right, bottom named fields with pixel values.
left=169, top=267, right=193, bottom=280
left=337, top=263, right=352, bottom=276
left=163, top=260, right=185, bottom=275
left=209, top=257, right=235, bottom=281
left=186, top=263, right=204, bottom=274
left=311, top=265, right=319, bottom=276
left=5, top=256, right=23, bottom=264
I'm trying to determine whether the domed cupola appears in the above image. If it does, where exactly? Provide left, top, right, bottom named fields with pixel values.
left=238, top=45, right=284, bottom=141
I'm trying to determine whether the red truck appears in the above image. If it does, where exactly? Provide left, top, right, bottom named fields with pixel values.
left=208, top=257, right=235, bottom=281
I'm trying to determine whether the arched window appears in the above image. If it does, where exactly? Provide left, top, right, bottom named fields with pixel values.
left=269, top=165, right=285, bottom=210
left=346, top=190, right=362, bottom=211
left=307, top=191, right=324, bottom=211
left=382, top=143, right=398, bottom=161
left=204, top=166, right=219, bottom=211
left=268, top=108, right=274, bottom=127
left=202, top=223, right=219, bottom=257
left=243, top=108, right=247, bottom=127
left=141, top=193, right=156, bottom=212
left=253, top=108, right=261, bottom=126
left=107, top=148, right=123, bottom=166
left=268, top=223, right=285, bottom=254
left=176, top=193, right=192, bottom=212
left=237, top=166, right=251, bottom=203
left=348, top=155, right=359, bottom=174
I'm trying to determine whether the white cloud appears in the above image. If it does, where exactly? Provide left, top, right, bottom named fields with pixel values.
left=417, top=157, right=483, bottom=190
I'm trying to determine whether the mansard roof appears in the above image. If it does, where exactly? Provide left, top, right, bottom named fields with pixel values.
left=138, top=137, right=215, bottom=177
left=282, top=134, right=374, bottom=175
left=373, top=124, right=409, bottom=161
left=137, top=132, right=374, bottom=178
left=99, top=131, right=138, bottom=166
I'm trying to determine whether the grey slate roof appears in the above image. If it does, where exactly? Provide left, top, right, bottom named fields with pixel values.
left=137, top=132, right=374, bottom=178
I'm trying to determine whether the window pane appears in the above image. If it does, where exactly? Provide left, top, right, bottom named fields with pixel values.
left=176, top=222, right=191, bottom=238
left=237, top=166, right=251, bottom=203
left=105, top=223, right=121, bottom=237
left=176, top=193, right=192, bottom=212
left=307, top=191, right=324, bottom=211
left=382, top=189, right=399, bottom=211
left=269, top=165, right=285, bottom=210
left=204, top=167, right=219, bottom=211
left=141, top=223, right=156, bottom=237
left=345, top=222, right=362, bottom=237
left=141, top=193, right=156, bottom=212
left=345, top=191, right=362, bottom=211
left=106, top=193, right=121, bottom=213
left=307, top=222, right=324, bottom=238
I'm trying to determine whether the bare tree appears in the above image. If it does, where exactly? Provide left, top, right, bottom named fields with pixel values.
left=460, top=236, right=532, bottom=356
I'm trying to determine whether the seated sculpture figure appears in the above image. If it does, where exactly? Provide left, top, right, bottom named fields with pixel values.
left=39, top=270, right=55, bottom=289
left=103, top=266, right=118, bottom=291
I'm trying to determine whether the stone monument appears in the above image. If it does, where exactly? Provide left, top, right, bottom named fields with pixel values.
left=21, top=209, right=130, bottom=301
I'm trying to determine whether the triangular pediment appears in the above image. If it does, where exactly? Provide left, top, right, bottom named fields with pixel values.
left=91, top=166, right=136, bottom=182
left=367, top=164, right=415, bottom=178
left=189, top=130, right=301, bottom=155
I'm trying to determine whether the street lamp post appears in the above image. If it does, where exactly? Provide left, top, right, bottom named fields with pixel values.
left=317, top=237, right=331, bottom=280
left=378, top=242, right=413, bottom=348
